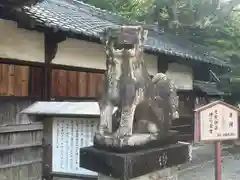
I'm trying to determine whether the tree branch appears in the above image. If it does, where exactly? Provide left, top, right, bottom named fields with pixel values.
left=202, top=0, right=240, bottom=28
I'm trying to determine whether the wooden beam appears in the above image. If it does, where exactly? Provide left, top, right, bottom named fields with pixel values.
left=0, top=123, right=43, bottom=133
left=51, top=96, right=98, bottom=101
left=0, top=142, right=42, bottom=151
left=0, top=159, right=42, bottom=169
left=44, top=31, right=66, bottom=100
left=50, top=63, right=105, bottom=73
left=0, top=58, right=105, bottom=74
left=0, top=58, right=44, bottom=67
left=42, top=31, right=66, bottom=180
left=45, top=31, right=66, bottom=63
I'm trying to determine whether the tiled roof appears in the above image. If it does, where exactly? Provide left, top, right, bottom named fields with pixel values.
left=22, top=0, right=121, bottom=38
left=19, top=0, right=230, bottom=67
left=193, top=80, right=225, bottom=96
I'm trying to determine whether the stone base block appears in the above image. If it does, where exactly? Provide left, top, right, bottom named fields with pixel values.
left=80, top=143, right=189, bottom=180
left=98, top=167, right=178, bottom=180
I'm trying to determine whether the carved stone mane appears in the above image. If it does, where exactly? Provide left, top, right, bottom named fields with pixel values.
left=95, top=26, right=179, bottom=149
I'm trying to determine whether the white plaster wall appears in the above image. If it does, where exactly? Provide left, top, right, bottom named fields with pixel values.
left=0, top=19, right=158, bottom=74
left=144, top=53, right=158, bottom=75
left=0, top=19, right=44, bottom=62
left=166, top=62, right=193, bottom=90
left=53, top=38, right=158, bottom=75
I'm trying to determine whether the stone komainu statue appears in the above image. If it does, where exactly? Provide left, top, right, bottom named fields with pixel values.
left=95, top=26, right=179, bottom=148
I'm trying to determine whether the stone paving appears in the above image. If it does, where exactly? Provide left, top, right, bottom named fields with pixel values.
left=178, top=154, right=240, bottom=180
left=178, top=143, right=240, bottom=180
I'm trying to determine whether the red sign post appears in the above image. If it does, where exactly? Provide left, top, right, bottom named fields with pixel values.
left=194, top=100, right=239, bottom=180
left=215, top=141, right=221, bottom=180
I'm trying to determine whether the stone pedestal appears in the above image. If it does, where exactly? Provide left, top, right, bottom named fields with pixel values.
left=98, top=167, right=178, bottom=180
left=80, top=143, right=189, bottom=180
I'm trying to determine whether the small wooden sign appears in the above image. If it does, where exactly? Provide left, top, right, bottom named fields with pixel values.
left=194, top=100, right=239, bottom=142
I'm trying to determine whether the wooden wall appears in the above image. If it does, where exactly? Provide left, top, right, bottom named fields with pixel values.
left=51, top=69, right=104, bottom=98
left=0, top=61, right=44, bottom=180
left=0, top=63, right=105, bottom=99
left=0, top=100, right=43, bottom=180
left=30, top=66, right=44, bottom=98
left=0, top=62, right=105, bottom=179
left=0, top=64, right=44, bottom=98
left=0, top=64, right=29, bottom=96
left=0, top=64, right=105, bottom=99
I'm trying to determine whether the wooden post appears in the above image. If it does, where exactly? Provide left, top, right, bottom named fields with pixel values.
left=44, top=31, right=66, bottom=100
left=43, top=31, right=66, bottom=179
left=215, top=141, right=222, bottom=180
left=44, top=32, right=54, bottom=100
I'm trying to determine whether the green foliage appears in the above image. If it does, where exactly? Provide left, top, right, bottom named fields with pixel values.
left=84, top=0, right=154, bottom=21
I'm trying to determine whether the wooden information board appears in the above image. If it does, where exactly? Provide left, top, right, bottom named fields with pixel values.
left=195, top=101, right=239, bottom=141
left=52, top=117, right=98, bottom=176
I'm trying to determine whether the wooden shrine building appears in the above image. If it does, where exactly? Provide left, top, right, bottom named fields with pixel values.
left=0, top=0, right=231, bottom=179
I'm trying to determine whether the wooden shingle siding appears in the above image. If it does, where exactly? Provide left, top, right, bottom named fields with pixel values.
left=51, top=69, right=104, bottom=98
